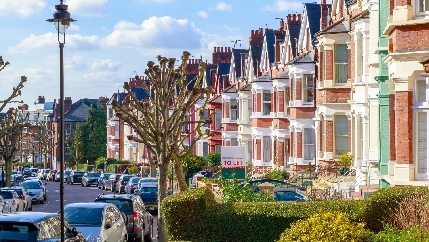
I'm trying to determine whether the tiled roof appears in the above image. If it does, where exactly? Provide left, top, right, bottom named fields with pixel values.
left=223, top=84, right=237, bottom=93
left=232, top=49, right=248, bottom=78
left=287, top=51, right=315, bottom=65
left=304, top=3, right=322, bottom=40
left=265, top=32, right=275, bottom=64
left=274, top=70, right=289, bottom=79
left=205, top=64, right=217, bottom=87
left=252, top=72, right=271, bottom=83
left=239, top=83, right=252, bottom=91
left=325, top=20, right=350, bottom=33
left=64, top=99, right=99, bottom=122
left=217, top=63, right=231, bottom=90
left=250, top=44, right=263, bottom=75
left=287, top=23, right=301, bottom=59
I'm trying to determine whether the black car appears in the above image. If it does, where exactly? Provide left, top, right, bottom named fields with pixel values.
left=137, top=184, right=158, bottom=212
left=0, top=212, right=86, bottom=241
left=115, top=175, right=135, bottom=194
left=94, top=194, right=154, bottom=242
left=81, top=172, right=101, bottom=187
left=98, top=173, right=112, bottom=190
left=66, top=171, right=85, bottom=185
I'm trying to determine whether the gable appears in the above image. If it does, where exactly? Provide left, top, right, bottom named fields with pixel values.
left=299, top=3, right=321, bottom=51
left=260, top=31, right=275, bottom=71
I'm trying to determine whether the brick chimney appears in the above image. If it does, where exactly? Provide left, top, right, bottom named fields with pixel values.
left=279, top=18, right=284, bottom=31
left=286, top=14, right=302, bottom=25
left=64, top=97, right=72, bottom=113
left=320, top=5, right=330, bottom=30
left=222, top=74, right=230, bottom=89
left=186, top=58, right=200, bottom=74
left=249, top=28, right=264, bottom=46
left=212, top=46, right=232, bottom=65
left=37, top=96, right=45, bottom=104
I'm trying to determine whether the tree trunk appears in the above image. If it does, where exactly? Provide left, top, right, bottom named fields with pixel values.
left=173, top=158, right=188, bottom=191
left=157, top=162, right=169, bottom=242
left=5, top=157, right=12, bottom=187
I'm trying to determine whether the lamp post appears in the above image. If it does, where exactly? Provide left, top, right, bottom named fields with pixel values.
left=46, top=2, right=75, bottom=241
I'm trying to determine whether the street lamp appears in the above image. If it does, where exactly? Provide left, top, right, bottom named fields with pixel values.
left=46, top=1, right=75, bottom=241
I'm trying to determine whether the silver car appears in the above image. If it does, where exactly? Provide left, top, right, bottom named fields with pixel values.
left=0, top=196, right=10, bottom=213
left=64, top=202, right=128, bottom=242
left=21, top=180, right=47, bottom=204
left=1, top=187, right=32, bottom=211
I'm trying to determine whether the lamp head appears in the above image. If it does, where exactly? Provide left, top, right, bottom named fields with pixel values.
left=46, top=0, right=76, bottom=34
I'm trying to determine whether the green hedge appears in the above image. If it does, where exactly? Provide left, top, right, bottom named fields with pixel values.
left=361, top=186, right=429, bottom=232
left=94, top=158, right=131, bottom=170
left=162, top=187, right=216, bottom=241
left=163, top=188, right=363, bottom=242
left=106, top=164, right=119, bottom=173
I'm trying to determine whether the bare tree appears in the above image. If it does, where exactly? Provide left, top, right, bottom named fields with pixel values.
left=32, top=121, right=53, bottom=169
left=0, top=56, right=27, bottom=186
left=112, top=51, right=212, bottom=241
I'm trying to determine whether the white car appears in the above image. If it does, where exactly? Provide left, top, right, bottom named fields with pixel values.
left=20, top=180, right=47, bottom=204
left=3, top=187, right=33, bottom=211
left=0, top=190, right=25, bottom=212
left=64, top=202, right=128, bottom=242
left=0, top=196, right=10, bottom=213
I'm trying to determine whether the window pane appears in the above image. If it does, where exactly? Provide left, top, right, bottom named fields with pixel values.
left=203, top=109, right=209, bottom=127
left=215, top=145, right=221, bottom=153
left=263, top=136, right=271, bottom=163
left=304, top=128, right=315, bottom=160
left=263, top=91, right=271, bottom=101
left=335, top=44, right=348, bottom=83
left=335, top=44, right=348, bottom=62
left=263, top=103, right=271, bottom=115
left=203, top=142, right=208, bottom=158
left=418, top=112, right=427, bottom=173
left=215, top=108, right=222, bottom=130
left=420, top=0, right=429, bottom=11
left=335, top=115, right=348, bottom=155
left=417, top=80, right=426, bottom=102
left=231, top=138, right=238, bottom=146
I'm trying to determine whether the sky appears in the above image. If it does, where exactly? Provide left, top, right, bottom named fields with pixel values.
left=0, top=0, right=314, bottom=108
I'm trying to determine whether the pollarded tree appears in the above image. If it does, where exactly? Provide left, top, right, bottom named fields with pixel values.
left=112, top=51, right=212, bottom=242
left=0, top=56, right=27, bottom=186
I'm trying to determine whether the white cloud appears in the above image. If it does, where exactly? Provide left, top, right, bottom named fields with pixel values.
left=65, top=0, right=108, bottom=17
left=8, top=33, right=100, bottom=53
left=140, top=0, right=177, bottom=2
left=263, top=0, right=303, bottom=12
left=101, top=16, right=203, bottom=50
left=0, top=0, right=46, bottom=17
left=65, top=55, right=88, bottom=72
left=68, top=25, right=81, bottom=32
left=215, top=1, right=232, bottom=11
left=197, top=11, right=208, bottom=18
left=91, top=59, right=122, bottom=71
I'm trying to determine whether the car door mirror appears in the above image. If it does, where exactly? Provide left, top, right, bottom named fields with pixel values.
left=104, top=223, right=112, bottom=229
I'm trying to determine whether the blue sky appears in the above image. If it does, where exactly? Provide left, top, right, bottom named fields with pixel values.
left=0, top=0, right=312, bottom=107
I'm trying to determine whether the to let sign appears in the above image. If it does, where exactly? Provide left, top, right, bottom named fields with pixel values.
left=221, top=146, right=246, bottom=169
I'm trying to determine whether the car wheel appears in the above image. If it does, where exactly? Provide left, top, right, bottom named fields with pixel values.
left=28, top=206, right=32, bottom=211
left=44, top=195, right=47, bottom=201
left=144, top=224, right=153, bottom=242
left=86, top=183, right=89, bottom=187
left=40, top=200, right=44, bottom=204
left=71, top=181, right=74, bottom=185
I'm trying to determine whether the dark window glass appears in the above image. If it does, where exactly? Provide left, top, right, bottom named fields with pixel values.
left=130, top=177, right=141, bottom=183
left=96, top=199, right=133, bottom=213
left=87, top=173, right=100, bottom=178
left=0, top=222, right=38, bottom=240
left=140, top=187, right=158, bottom=194
left=122, top=176, right=133, bottom=182
left=73, top=172, right=84, bottom=176
left=21, top=182, right=41, bottom=190
left=103, top=174, right=112, bottom=179
left=64, top=207, right=103, bottom=226
left=0, top=192, right=13, bottom=199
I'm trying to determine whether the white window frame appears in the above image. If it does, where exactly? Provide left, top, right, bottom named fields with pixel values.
left=415, top=111, right=429, bottom=177
left=203, top=142, right=209, bottom=158
left=247, top=99, right=252, bottom=121
left=414, top=77, right=429, bottom=107
left=321, top=115, right=325, bottom=154
left=303, top=128, right=315, bottom=161
left=262, top=90, right=271, bottom=116
left=262, top=136, right=271, bottom=163
left=231, top=138, right=238, bottom=146
left=302, top=74, right=314, bottom=103
left=230, top=99, right=238, bottom=121
left=334, top=44, right=348, bottom=84
left=334, top=115, right=348, bottom=156
left=415, top=0, right=429, bottom=17
left=284, top=87, right=290, bottom=115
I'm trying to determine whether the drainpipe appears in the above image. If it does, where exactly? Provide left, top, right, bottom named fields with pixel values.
left=312, top=38, right=319, bottom=168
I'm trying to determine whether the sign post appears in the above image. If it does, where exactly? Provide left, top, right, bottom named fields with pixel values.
left=221, top=146, right=246, bottom=180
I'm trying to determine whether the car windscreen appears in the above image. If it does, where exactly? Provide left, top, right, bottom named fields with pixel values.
left=96, top=199, right=133, bottom=213
left=274, top=191, right=304, bottom=202
left=0, top=191, right=13, bottom=199
left=87, top=173, right=100, bottom=178
left=73, top=172, right=84, bottom=176
left=103, top=174, right=111, bottom=179
left=65, top=171, right=71, bottom=175
left=64, top=207, right=103, bottom=226
left=31, top=168, right=38, bottom=172
left=130, top=177, right=141, bottom=184
left=115, top=174, right=122, bottom=179
left=139, top=187, right=158, bottom=194
left=13, top=190, right=24, bottom=196
left=21, top=182, right=41, bottom=190
left=43, top=170, right=50, bottom=174
left=122, top=176, right=133, bottom=182
left=0, top=222, right=38, bottom=241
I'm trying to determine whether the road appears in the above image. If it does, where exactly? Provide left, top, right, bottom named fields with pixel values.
left=32, top=180, right=159, bottom=240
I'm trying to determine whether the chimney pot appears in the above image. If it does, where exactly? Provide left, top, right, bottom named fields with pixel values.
left=297, top=14, right=301, bottom=22
left=217, top=47, right=220, bottom=52
left=251, top=30, right=255, bottom=36
left=321, top=0, right=326, bottom=3
left=292, top=14, right=297, bottom=22
left=228, top=47, right=231, bottom=52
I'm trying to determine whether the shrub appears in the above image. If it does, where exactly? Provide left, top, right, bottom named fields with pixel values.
left=277, top=212, right=371, bottom=242
left=182, top=154, right=207, bottom=180
left=361, top=186, right=429, bottom=232
left=386, top=193, right=429, bottom=231
left=106, top=164, right=118, bottom=173
left=202, top=200, right=363, bottom=242
left=372, top=225, right=429, bottom=242
left=162, top=187, right=216, bottom=241
left=260, top=168, right=290, bottom=181
left=338, top=152, right=353, bottom=167
left=218, top=178, right=274, bottom=203
left=128, top=166, right=138, bottom=175
left=206, top=152, right=221, bottom=166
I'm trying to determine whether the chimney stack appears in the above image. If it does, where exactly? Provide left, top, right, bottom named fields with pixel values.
left=297, top=14, right=301, bottom=22
left=292, top=14, right=297, bottom=22
left=279, top=18, right=284, bottom=30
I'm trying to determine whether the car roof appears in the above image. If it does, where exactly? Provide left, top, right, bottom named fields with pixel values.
left=139, top=178, right=156, bottom=181
left=65, top=202, right=111, bottom=209
left=96, top=194, right=135, bottom=200
left=0, top=212, right=57, bottom=223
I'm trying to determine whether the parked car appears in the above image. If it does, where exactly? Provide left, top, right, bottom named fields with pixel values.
left=21, top=180, right=47, bottom=204
left=98, top=173, right=112, bottom=190
left=22, top=168, right=32, bottom=176
left=0, top=190, right=25, bottom=212
left=0, top=212, right=86, bottom=241
left=0, top=196, right=10, bottom=213
left=136, top=177, right=157, bottom=191
left=30, top=168, right=38, bottom=176
left=104, top=174, right=122, bottom=192
left=42, top=169, right=51, bottom=180
left=81, top=172, right=101, bottom=187
left=67, top=171, right=85, bottom=185
left=136, top=184, right=158, bottom=212
left=1, top=187, right=33, bottom=211
left=124, top=177, right=142, bottom=194
left=115, top=175, right=135, bottom=194
left=273, top=187, right=309, bottom=202
left=64, top=202, right=128, bottom=242
left=94, top=194, right=154, bottom=242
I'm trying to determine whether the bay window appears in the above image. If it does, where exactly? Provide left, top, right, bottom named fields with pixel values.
left=215, top=108, right=222, bottom=130
left=303, top=74, right=314, bottom=103
left=334, top=115, right=348, bottom=155
left=203, top=109, right=209, bottom=127
left=203, top=142, right=209, bottom=158
left=262, top=90, right=271, bottom=115
left=303, top=128, right=315, bottom=160
left=231, top=138, right=238, bottom=146
left=334, top=44, right=348, bottom=83
left=321, top=115, right=325, bottom=154
left=360, top=118, right=364, bottom=160
left=247, top=99, right=252, bottom=120
left=417, top=112, right=428, bottom=174
left=230, top=99, right=238, bottom=121
left=284, top=87, right=290, bottom=115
